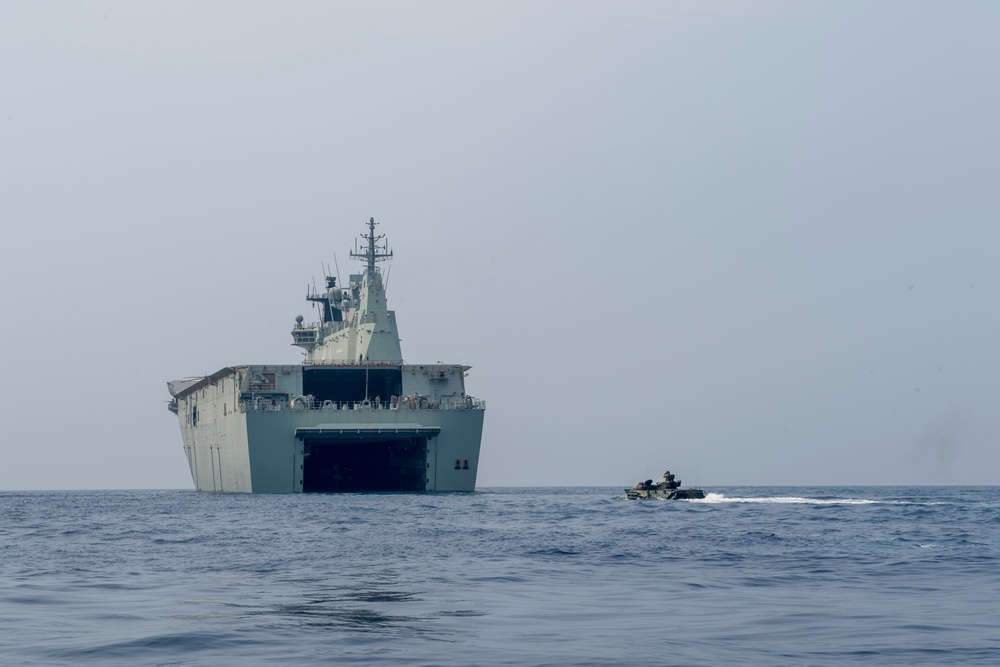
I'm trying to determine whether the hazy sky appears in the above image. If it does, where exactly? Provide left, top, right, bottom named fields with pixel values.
left=1, top=1, right=998, bottom=489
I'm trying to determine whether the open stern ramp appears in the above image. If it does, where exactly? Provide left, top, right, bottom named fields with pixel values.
left=295, top=423, right=441, bottom=493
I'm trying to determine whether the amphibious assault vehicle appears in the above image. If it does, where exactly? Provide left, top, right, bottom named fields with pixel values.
left=626, top=470, right=705, bottom=500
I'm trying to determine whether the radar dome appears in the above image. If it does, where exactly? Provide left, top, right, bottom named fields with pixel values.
left=295, top=315, right=304, bottom=324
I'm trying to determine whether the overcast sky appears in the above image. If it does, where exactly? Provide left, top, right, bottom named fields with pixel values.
left=1, top=1, right=997, bottom=490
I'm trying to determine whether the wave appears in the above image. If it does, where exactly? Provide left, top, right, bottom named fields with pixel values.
left=695, top=492, right=878, bottom=505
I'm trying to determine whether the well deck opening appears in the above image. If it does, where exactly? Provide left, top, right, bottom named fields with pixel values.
left=302, top=437, right=427, bottom=492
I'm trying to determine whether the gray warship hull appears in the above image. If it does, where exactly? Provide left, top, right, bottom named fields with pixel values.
left=170, top=364, right=485, bottom=493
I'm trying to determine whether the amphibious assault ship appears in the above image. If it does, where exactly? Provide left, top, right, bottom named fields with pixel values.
left=167, top=218, right=486, bottom=493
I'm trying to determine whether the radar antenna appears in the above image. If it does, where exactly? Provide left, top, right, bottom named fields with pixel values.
left=350, top=216, right=393, bottom=274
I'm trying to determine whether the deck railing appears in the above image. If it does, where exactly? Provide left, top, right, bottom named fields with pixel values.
left=241, top=395, right=485, bottom=413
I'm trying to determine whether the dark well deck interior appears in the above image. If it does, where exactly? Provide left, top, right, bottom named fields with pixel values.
left=301, top=436, right=428, bottom=492
left=302, top=367, right=403, bottom=404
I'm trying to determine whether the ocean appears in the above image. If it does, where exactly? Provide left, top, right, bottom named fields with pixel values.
left=1, top=486, right=997, bottom=666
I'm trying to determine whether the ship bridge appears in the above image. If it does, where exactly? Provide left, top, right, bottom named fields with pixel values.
left=292, top=217, right=402, bottom=364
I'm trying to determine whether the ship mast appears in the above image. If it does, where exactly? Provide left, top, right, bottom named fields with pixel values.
left=350, top=217, right=392, bottom=274
left=290, top=217, right=403, bottom=363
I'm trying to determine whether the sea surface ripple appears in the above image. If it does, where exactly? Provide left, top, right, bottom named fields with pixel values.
left=1, top=486, right=998, bottom=666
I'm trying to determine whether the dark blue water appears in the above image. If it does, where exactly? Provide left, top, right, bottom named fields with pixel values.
left=1, top=487, right=998, bottom=666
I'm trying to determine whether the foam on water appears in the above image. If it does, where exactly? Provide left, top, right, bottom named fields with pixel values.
left=696, top=492, right=879, bottom=505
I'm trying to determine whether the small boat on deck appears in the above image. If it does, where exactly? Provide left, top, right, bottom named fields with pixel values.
left=626, top=470, right=705, bottom=500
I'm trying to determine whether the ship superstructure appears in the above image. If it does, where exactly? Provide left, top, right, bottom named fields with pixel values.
left=167, top=218, right=486, bottom=493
